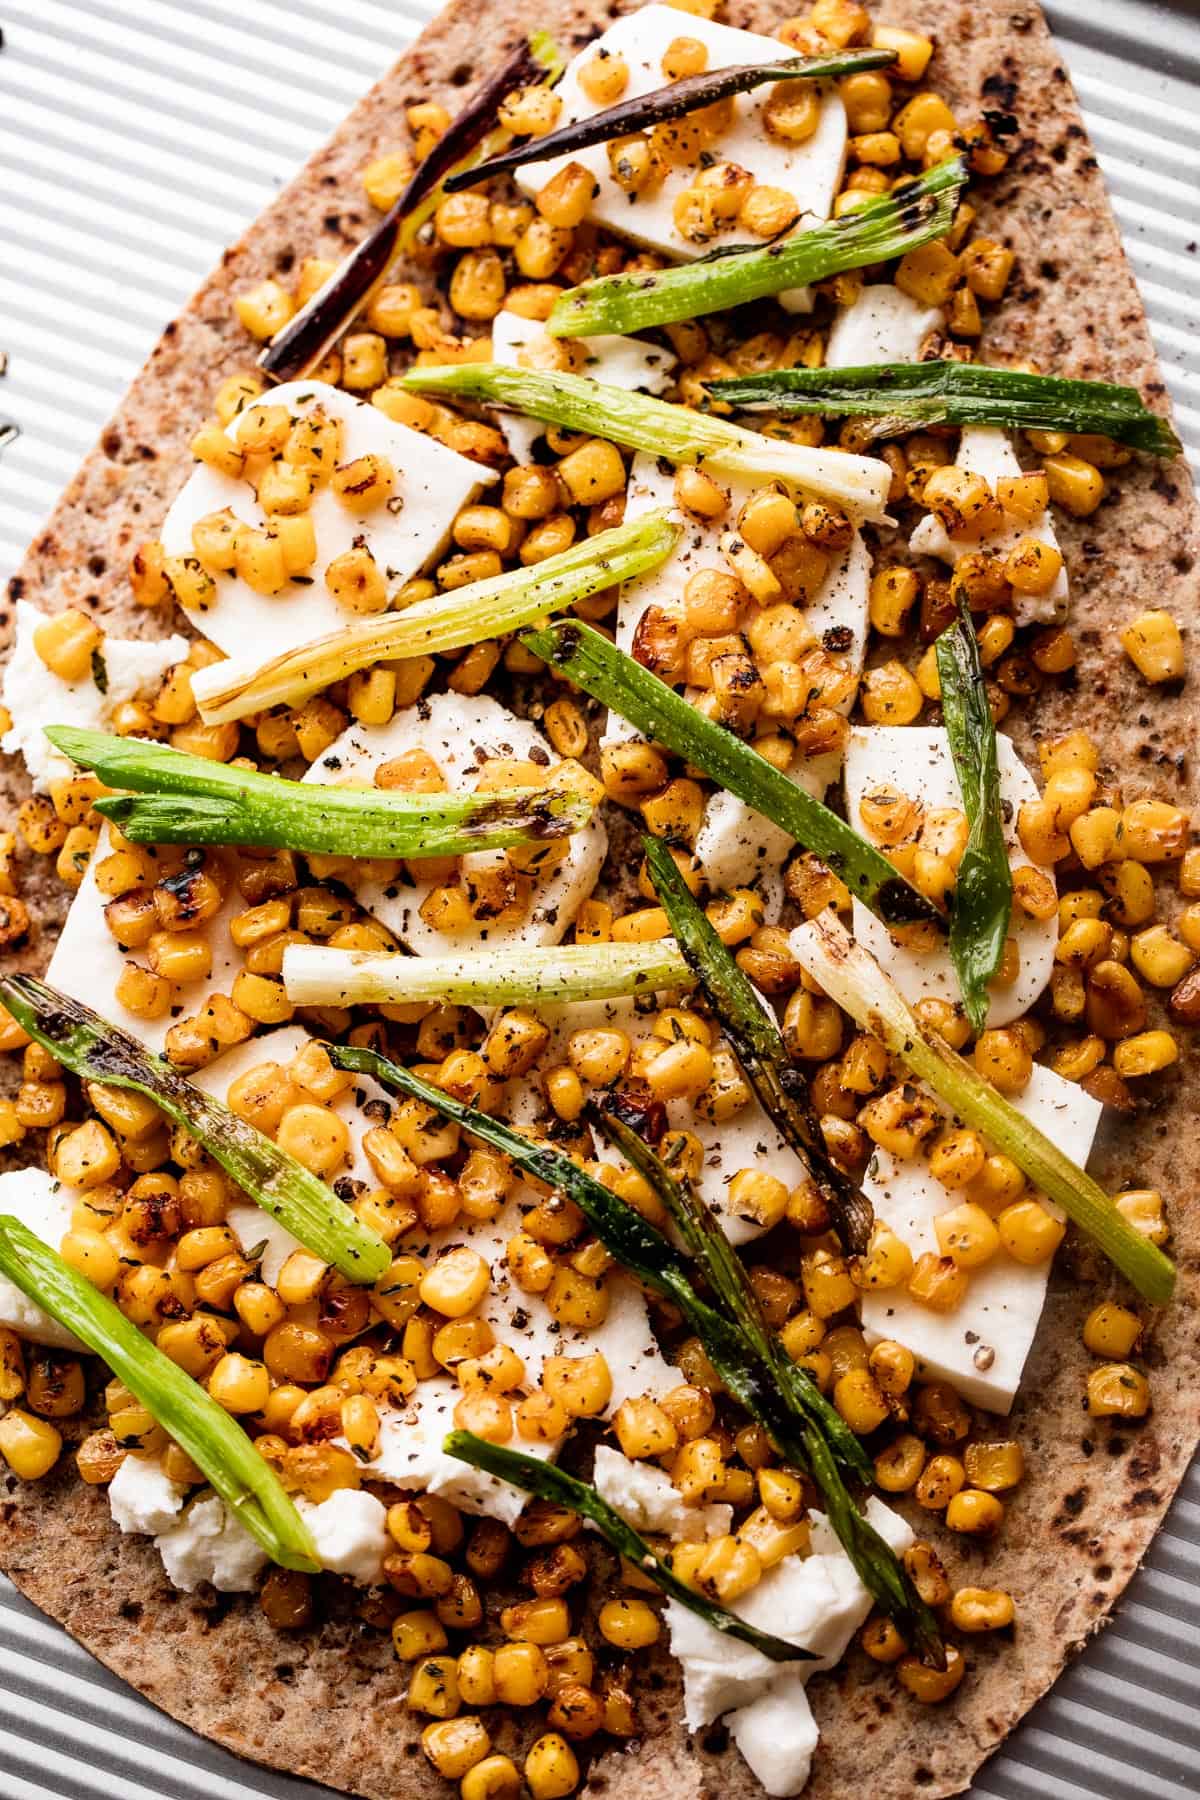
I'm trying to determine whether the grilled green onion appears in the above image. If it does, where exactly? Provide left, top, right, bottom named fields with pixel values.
left=444, top=1432, right=810, bottom=1662
left=0, top=1217, right=319, bottom=1572
left=789, top=913, right=1177, bottom=1304
left=0, top=978, right=390, bottom=1286
left=401, top=364, right=890, bottom=519
left=522, top=618, right=942, bottom=933
left=444, top=47, right=895, bottom=192
left=704, top=359, right=1182, bottom=456
left=641, top=833, right=873, bottom=1255
left=46, top=726, right=591, bottom=861
left=935, top=604, right=1013, bottom=1033
left=281, top=940, right=692, bottom=1008
left=190, top=511, right=679, bottom=725
left=259, top=34, right=563, bottom=382
left=547, top=159, right=965, bottom=336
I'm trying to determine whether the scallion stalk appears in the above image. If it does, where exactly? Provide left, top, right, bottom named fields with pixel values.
left=546, top=160, right=966, bottom=336
left=0, top=978, right=391, bottom=1287
left=789, top=913, right=1176, bottom=1303
left=190, top=512, right=679, bottom=726
left=400, top=364, right=890, bottom=519
left=521, top=619, right=943, bottom=934
left=935, top=604, right=1012, bottom=1032
left=704, top=360, right=1182, bottom=456
left=444, top=1431, right=809, bottom=1662
left=641, top=833, right=873, bottom=1255
left=281, top=940, right=691, bottom=1008
left=45, top=726, right=591, bottom=860
left=0, top=1217, right=319, bottom=1572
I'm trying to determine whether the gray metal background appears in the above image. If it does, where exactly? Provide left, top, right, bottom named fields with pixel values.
left=0, top=2, right=1198, bottom=1795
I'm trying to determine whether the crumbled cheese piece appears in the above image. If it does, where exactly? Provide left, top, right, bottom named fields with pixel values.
left=295, top=1489, right=390, bottom=1585
left=515, top=6, right=846, bottom=265
left=154, top=1492, right=268, bottom=1593
left=107, top=1454, right=189, bottom=1537
left=1, top=599, right=188, bottom=791
left=303, top=693, right=606, bottom=954
left=726, top=1676, right=820, bottom=1798
left=161, top=379, right=489, bottom=662
left=824, top=284, right=943, bottom=368
left=909, top=425, right=1068, bottom=625
left=0, top=1169, right=84, bottom=1350
left=491, top=311, right=676, bottom=462
left=592, top=1446, right=732, bottom=1542
left=861, top=1063, right=1103, bottom=1412
left=842, top=726, right=1058, bottom=1026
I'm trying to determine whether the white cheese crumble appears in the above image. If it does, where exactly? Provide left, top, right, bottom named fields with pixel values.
left=295, top=1489, right=390, bottom=1585
left=154, top=1492, right=268, bottom=1593
left=861, top=1063, right=1103, bottom=1412
left=107, top=1454, right=189, bottom=1537
left=0, top=1169, right=84, bottom=1350
left=302, top=692, right=606, bottom=954
left=1, top=599, right=189, bottom=792
left=909, top=424, right=1068, bottom=625
left=591, top=1446, right=732, bottom=1542
left=515, top=6, right=846, bottom=267
left=842, top=726, right=1058, bottom=1027
left=162, top=379, right=489, bottom=664
left=824, top=283, right=943, bottom=369
left=491, top=310, right=676, bottom=463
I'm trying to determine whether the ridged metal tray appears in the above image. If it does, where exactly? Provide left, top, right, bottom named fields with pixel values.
left=1, top=3, right=1198, bottom=1796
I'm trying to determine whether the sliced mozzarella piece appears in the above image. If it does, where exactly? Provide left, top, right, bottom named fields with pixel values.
left=824, top=283, right=943, bottom=368
left=160, top=379, right=489, bottom=662
left=726, top=1675, right=819, bottom=1798
left=1, top=599, right=189, bottom=792
left=861, top=1063, right=1103, bottom=1412
left=514, top=6, right=846, bottom=268
left=909, top=424, right=1068, bottom=625
left=46, top=823, right=245, bottom=1056
left=843, top=726, right=1057, bottom=1027
left=491, top=310, right=676, bottom=462
left=302, top=693, right=606, bottom=954
left=592, top=1445, right=732, bottom=1543
left=0, top=1169, right=85, bottom=1350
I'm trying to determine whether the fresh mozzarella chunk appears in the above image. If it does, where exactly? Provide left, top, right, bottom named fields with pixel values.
left=592, top=1446, right=732, bottom=1542
left=46, top=823, right=244, bottom=1056
left=727, top=1675, right=820, bottom=1798
left=372, top=1376, right=559, bottom=1527
left=161, top=380, right=489, bottom=661
left=1, top=599, right=189, bottom=791
left=861, top=1063, right=1102, bottom=1413
left=909, top=425, right=1068, bottom=624
left=302, top=693, right=606, bottom=954
left=515, top=6, right=846, bottom=266
left=107, top=1454, right=189, bottom=1537
left=154, top=1492, right=268, bottom=1593
left=491, top=310, right=676, bottom=461
left=295, top=1489, right=390, bottom=1584
left=0, top=1169, right=84, bottom=1350
left=825, top=283, right=943, bottom=368
left=843, top=726, right=1057, bottom=1027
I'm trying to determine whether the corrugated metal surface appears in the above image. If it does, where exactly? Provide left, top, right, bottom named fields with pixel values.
left=1, top=3, right=1198, bottom=1796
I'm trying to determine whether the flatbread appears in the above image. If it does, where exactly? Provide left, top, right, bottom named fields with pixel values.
left=2, top=1, right=1198, bottom=1796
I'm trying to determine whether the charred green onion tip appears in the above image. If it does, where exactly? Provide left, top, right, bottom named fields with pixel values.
left=0, top=1217, right=320, bottom=1572
left=44, top=724, right=592, bottom=861
left=444, top=1432, right=808, bottom=1662
left=0, top=975, right=391, bottom=1287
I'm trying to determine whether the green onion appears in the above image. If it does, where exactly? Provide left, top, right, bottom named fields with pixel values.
left=521, top=618, right=943, bottom=934
left=259, top=34, right=564, bottom=382
left=0, top=977, right=390, bottom=1287
left=45, top=725, right=590, bottom=861
left=400, top=365, right=890, bottom=519
left=789, top=912, right=1177, bottom=1304
left=444, top=47, right=896, bottom=192
left=0, top=1217, right=319, bottom=1572
left=190, top=512, right=679, bottom=726
left=546, top=160, right=965, bottom=337
left=704, top=360, right=1182, bottom=456
left=641, top=834, right=873, bottom=1256
left=934, top=604, right=1012, bottom=1032
left=281, top=940, right=692, bottom=1008
left=443, top=1431, right=809, bottom=1663
left=330, top=1041, right=942, bottom=1664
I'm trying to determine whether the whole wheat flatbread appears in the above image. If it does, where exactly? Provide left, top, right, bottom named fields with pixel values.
left=1, top=2, right=1197, bottom=1796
